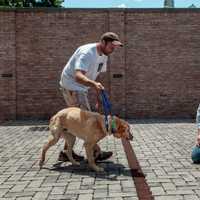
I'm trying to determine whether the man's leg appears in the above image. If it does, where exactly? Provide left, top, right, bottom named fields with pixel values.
left=58, top=87, right=85, bottom=162
left=59, top=87, right=112, bottom=162
left=75, top=90, right=113, bottom=162
left=75, top=90, right=113, bottom=161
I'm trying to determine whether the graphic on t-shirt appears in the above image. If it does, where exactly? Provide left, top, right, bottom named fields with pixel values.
left=97, top=63, right=103, bottom=72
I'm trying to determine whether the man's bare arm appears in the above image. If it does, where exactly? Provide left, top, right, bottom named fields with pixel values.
left=75, top=70, right=104, bottom=90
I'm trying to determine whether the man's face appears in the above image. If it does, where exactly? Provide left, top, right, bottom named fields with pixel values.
left=101, top=41, right=118, bottom=56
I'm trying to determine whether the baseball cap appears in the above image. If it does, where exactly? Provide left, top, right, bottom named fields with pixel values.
left=101, top=32, right=123, bottom=47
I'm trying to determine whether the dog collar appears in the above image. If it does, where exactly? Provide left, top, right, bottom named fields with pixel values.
left=107, top=116, right=117, bottom=135
left=111, top=117, right=117, bottom=134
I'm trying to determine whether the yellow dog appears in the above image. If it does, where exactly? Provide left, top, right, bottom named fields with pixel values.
left=39, top=107, right=133, bottom=172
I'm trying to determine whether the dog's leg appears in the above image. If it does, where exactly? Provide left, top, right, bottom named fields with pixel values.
left=63, top=132, right=80, bottom=166
left=84, top=142, right=104, bottom=172
left=39, top=133, right=60, bottom=168
left=63, top=140, right=68, bottom=151
left=93, top=144, right=101, bottom=159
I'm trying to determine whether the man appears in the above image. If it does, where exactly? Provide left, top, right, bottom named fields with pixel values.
left=196, top=104, right=200, bottom=146
left=58, top=32, right=123, bottom=162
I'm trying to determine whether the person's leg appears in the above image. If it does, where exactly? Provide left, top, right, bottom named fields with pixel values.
left=76, top=91, right=113, bottom=161
left=196, top=104, right=200, bottom=134
left=58, top=87, right=85, bottom=162
left=196, top=104, right=200, bottom=146
left=60, top=87, right=113, bottom=162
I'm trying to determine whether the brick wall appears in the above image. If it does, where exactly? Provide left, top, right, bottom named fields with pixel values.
left=125, top=10, right=200, bottom=118
left=15, top=9, right=109, bottom=119
left=0, top=8, right=200, bottom=122
left=0, top=10, right=16, bottom=121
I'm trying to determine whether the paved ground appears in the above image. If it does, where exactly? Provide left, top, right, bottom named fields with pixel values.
left=0, top=119, right=200, bottom=200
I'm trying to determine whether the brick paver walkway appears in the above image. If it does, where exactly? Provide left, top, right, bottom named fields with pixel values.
left=0, top=119, right=199, bottom=200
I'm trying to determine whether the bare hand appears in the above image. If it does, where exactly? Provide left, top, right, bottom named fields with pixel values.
left=94, top=82, right=104, bottom=91
left=95, top=102, right=100, bottom=111
left=196, top=134, right=200, bottom=147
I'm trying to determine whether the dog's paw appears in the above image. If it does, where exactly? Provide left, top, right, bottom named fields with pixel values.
left=39, top=160, right=44, bottom=169
left=91, top=166, right=104, bottom=172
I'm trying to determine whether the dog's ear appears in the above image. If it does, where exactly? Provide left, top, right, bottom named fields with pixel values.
left=112, top=116, right=126, bottom=138
left=113, top=117, right=133, bottom=140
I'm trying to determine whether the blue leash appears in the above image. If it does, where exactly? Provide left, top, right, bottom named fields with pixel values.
left=100, top=90, right=116, bottom=132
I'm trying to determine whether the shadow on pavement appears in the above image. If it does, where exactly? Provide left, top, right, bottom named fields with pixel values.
left=42, top=160, right=133, bottom=180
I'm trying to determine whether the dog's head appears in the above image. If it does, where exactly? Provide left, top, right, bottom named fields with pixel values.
left=112, top=116, right=133, bottom=141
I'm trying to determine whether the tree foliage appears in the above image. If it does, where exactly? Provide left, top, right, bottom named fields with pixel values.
left=0, top=0, right=64, bottom=7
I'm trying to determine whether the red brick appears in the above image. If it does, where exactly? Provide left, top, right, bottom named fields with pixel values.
left=0, top=8, right=199, bottom=122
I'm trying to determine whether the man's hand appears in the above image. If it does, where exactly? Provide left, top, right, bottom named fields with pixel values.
left=196, top=131, right=200, bottom=147
left=75, top=70, right=104, bottom=91
left=94, top=82, right=104, bottom=91
left=95, top=101, right=100, bottom=111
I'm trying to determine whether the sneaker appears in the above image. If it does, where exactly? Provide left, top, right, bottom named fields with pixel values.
left=58, top=151, right=84, bottom=162
left=95, top=151, right=113, bottom=162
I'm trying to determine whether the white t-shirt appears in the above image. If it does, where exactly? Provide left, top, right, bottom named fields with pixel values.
left=60, top=43, right=108, bottom=92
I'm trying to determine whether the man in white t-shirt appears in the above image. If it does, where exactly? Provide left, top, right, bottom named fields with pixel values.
left=59, top=32, right=123, bottom=163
